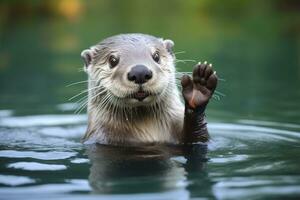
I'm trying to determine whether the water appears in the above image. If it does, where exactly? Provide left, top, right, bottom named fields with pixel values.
left=0, top=114, right=299, bottom=199
left=0, top=1, right=300, bottom=199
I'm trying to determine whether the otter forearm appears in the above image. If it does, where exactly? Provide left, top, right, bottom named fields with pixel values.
left=183, top=105, right=209, bottom=144
left=181, top=62, right=218, bottom=144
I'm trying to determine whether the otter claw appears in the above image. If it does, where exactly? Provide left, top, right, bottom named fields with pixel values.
left=181, top=60, right=218, bottom=109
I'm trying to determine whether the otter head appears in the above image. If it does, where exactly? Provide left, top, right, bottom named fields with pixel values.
left=81, top=33, right=176, bottom=108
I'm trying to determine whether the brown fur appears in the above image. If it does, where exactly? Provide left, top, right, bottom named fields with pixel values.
left=81, top=34, right=185, bottom=145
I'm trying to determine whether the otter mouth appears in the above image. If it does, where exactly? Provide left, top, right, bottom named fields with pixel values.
left=133, top=90, right=150, bottom=101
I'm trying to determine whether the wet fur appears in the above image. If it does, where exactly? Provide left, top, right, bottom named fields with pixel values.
left=82, top=34, right=185, bottom=145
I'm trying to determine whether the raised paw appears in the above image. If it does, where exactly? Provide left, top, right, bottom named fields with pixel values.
left=181, top=61, right=218, bottom=110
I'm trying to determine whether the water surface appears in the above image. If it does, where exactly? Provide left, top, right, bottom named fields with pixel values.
left=0, top=113, right=299, bottom=200
left=0, top=1, right=300, bottom=199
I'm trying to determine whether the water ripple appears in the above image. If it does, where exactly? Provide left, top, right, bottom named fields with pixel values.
left=70, top=158, right=89, bottom=164
left=0, top=150, right=76, bottom=160
left=0, top=127, right=81, bottom=149
left=209, top=123, right=300, bottom=143
left=212, top=176, right=300, bottom=199
left=210, top=154, right=249, bottom=164
left=0, top=175, right=35, bottom=186
left=0, top=114, right=87, bottom=127
left=8, top=162, right=67, bottom=171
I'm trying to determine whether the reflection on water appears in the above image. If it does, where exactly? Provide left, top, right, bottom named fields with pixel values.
left=87, top=144, right=206, bottom=194
left=7, top=162, right=67, bottom=171
left=0, top=113, right=300, bottom=199
left=0, top=0, right=300, bottom=199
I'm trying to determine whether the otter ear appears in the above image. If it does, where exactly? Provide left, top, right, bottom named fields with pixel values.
left=81, top=47, right=98, bottom=71
left=81, top=49, right=93, bottom=71
left=163, top=39, right=174, bottom=54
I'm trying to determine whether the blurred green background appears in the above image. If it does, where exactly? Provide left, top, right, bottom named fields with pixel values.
left=0, top=0, right=299, bottom=123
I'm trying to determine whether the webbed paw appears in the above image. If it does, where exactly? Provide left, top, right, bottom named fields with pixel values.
left=181, top=61, right=218, bottom=110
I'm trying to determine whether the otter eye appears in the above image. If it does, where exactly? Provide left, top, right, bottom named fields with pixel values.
left=108, top=55, right=119, bottom=68
left=152, top=51, right=160, bottom=63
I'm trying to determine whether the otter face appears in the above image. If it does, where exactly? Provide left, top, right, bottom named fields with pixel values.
left=81, top=34, right=176, bottom=107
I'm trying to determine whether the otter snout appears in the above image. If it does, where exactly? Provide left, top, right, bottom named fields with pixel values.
left=127, top=65, right=153, bottom=84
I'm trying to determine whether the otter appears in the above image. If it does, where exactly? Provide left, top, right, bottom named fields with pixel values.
left=80, top=33, right=218, bottom=145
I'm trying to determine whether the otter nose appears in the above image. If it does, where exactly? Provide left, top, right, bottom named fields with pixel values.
left=127, top=65, right=153, bottom=84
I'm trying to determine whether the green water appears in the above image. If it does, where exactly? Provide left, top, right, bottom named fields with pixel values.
left=0, top=1, right=300, bottom=199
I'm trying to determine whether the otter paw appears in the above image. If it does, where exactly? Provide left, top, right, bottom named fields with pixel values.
left=181, top=61, right=218, bottom=110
